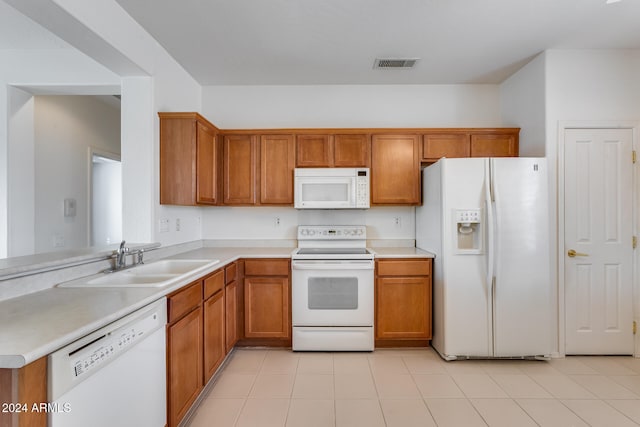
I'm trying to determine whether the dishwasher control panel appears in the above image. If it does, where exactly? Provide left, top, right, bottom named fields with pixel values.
left=48, top=298, right=167, bottom=402
left=72, top=323, right=146, bottom=378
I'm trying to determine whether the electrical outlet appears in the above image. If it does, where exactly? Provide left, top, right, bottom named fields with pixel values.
left=274, top=217, right=281, bottom=227
left=394, top=216, right=401, bottom=228
left=52, top=234, right=65, bottom=248
left=176, top=218, right=181, bottom=231
left=159, top=218, right=169, bottom=233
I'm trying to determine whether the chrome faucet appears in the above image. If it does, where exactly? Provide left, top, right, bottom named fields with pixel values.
left=116, top=240, right=129, bottom=270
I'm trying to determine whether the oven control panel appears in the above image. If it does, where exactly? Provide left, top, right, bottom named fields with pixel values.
left=298, top=225, right=366, bottom=240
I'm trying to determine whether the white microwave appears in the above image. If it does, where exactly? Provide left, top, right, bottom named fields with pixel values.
left=294, top=168, right=370, bottom=209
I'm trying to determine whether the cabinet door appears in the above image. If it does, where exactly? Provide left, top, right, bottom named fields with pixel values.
left=244, top=277, right=290, bottom=338
left=422, top=134, right=470, bottom=161
left=334, top=134, right=370, bottom=167
left=371, top=135, right=421, bottom=204
left=196, top=122, right=218, bottom=204
left=296, top=134, right=332, bottom=167
left=223, top=134, right=257, bottom=204
left=470, top=134, right=518, bottom=157
left=204, top=290, right=225, bottom=383
left=160, top=117, right=196, bottom=205
left=225, top=280, right=238, bottom=353
left=167, top=307, right=203, bottom=427
left=260, top=134, right=295, bottom=204
left=376, top=276, right=431, bottom=339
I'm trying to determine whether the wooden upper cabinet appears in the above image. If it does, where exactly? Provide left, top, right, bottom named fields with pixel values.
left=196, top=123, right=219, bottom=204
left=296, top=134, right=332, bottom=167
left=421, top=129, right=519, bottom=162
left=159, top=112, right=220, bottom=206
left=470, top=133, right=518, bottom=157
left=334, top=134, right=370, bottom=167
left=296, top=133, right=370, bottom=167
left=260, top=135, right=295, bottom=205
left=422, top=133, right=470, bottom=161
left=223, top=134, right=257, bottom=205
left=371, top=134, right=421, bottom=205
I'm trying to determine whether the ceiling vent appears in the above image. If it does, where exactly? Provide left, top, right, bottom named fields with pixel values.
left=373, top=58, right=419, bottom=69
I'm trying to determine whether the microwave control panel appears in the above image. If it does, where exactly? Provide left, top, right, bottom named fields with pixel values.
left=356, top=170, right=370, bottom=208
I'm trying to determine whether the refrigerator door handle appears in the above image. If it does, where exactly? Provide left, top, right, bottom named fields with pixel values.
left=485, top=162, right=495, bottom=294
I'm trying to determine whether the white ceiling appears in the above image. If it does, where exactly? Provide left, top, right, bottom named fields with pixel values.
left=2, top=0, right=640, bottom=85
left=114, top=0, right=640, bottom=85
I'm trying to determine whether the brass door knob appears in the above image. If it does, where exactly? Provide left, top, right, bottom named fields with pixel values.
left=567, top=249, right=589, bottom=258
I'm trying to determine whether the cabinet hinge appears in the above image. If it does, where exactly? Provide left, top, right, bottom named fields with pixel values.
left=634, top=321, right=637, bottom=335
left=634, top=151, right=637, bottom=164
left=633, top=236, right=637, bottom=249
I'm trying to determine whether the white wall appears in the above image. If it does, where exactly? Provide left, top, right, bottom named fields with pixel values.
left=1, top=1, right=204, bottom=253
left=201, top=206, right=416, bottom=241
left=203, top=84, right=502, bottom=129
left=500, top=53, right=547, bottom=157
left=0, top=49, right=120, bottom=258
left=46, top=0, right=205, bottom=247
left=7, top=87, right=35, bottom=257
left=33, top=95, right=120, bottom=253
left=201, top=84, right=501, bottom=241
left=500, top=49, right=640, bottom=355
left=545, top=49, right=640, bottom=355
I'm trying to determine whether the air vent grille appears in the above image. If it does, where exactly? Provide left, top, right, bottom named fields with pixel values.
left=374, top=58, right=419, bottom=69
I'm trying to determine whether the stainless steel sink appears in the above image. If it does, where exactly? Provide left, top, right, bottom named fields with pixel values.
left=58, top=258, right=220, bottom=288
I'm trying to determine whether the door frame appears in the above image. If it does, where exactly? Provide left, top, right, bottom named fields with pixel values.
left=87, top=147, right=121, bottom=247
left=557, top=121, right=639, bottom=357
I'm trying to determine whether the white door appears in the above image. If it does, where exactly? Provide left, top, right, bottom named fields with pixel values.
left=564, top=128, right=634, bottom=354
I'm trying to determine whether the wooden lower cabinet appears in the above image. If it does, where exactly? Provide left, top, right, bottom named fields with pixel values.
left=203, top=289, right=225, bottom=383
left=0, top=357, right=47, bottom=427
left=244, top=276, right=290, bottom=338
left=243, top=259, right=291, bottom=341
left=375, top=259, right=432, bottom=345
left=167, top=265, right=234, bottom=427
left=225, top=280, right=238, bottom=352
left=167, top=304, right=202, bottom=427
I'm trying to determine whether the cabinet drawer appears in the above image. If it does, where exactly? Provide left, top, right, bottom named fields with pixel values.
left=204, top=269, right=224, bottom=299
left=225, top=262, right=237, bottom=284
left=244, top=259, right=289, bottom=276
left=376, top=259, right=431, bottom=276
left=168, top=282, right=203, bottom=323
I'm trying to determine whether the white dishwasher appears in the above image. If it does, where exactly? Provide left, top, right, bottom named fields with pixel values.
left=48, top=298, right=167, bottom=427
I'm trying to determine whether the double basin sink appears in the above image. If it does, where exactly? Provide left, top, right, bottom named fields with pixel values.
left=59, top=259, right=220, bottom=288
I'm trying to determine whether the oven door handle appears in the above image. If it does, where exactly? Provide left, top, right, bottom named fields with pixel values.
left=292, top=260, right=374, bottom=270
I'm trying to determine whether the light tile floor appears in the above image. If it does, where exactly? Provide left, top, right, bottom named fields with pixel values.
left=187, top=348, right=640, bottom=427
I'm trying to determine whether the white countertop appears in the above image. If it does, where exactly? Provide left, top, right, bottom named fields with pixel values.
left=0, top=245, right=433, bottom=369
left=369, top=247, right=435, bottom=258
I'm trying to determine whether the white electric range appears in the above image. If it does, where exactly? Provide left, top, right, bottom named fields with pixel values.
left=291, top=225, right=375, bottom=351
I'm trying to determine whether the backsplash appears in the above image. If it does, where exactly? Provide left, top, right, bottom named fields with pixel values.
left=201, top=206, right=415, bottom=240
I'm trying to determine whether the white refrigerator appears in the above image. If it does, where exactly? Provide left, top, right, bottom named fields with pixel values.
left=416, top=158, right=551, bottom=360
